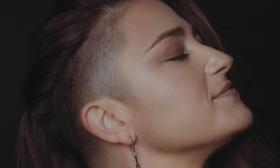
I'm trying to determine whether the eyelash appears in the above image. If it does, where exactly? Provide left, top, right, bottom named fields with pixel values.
left=165, top=28, right=204, bottom=62
left=166, top=52, right=189, bottom=62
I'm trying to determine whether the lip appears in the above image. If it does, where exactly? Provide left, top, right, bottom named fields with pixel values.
left=212, top=81, right=235, bottom=99
left=217, top=87, right=238, bottom=99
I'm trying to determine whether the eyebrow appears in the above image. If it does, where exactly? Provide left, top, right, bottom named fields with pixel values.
left=145, top=26, right=186, bottom=53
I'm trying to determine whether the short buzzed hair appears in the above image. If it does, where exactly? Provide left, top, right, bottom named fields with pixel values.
left=20, top=0, right=133, bottom=167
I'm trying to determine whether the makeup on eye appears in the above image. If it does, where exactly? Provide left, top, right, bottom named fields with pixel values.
left=163, top=32, right=202, bottom=63
left=166, top=52, right=189, bottom=62
left=164, top=41, right=189, bottom=62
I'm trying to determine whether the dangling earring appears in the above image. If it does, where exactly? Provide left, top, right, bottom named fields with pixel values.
left=129, top=136, right=141, bottom=168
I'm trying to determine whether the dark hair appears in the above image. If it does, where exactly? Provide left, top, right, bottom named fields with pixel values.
left=17, top=0, right=131, bottom=167
left=17, top=0, right=280, bottom=168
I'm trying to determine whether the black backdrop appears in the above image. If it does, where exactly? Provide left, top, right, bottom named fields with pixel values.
left=1, top=0, right=279, bottom=167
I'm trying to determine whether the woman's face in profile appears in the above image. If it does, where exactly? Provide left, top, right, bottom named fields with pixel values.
left=117, top=0, right=253, bottom=151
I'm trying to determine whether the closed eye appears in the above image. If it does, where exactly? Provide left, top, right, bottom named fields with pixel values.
left=166, top=53, right=189, bottom=61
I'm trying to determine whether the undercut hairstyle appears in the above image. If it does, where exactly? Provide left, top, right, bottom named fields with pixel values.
left=17, top=0, right=280, bottom=168
left=18, top=0, right=131, bottom=167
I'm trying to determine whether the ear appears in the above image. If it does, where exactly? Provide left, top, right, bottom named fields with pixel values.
left=80, top=97, right=135, bottom=145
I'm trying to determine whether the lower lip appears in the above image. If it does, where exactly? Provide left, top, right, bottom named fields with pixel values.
left=214, top=88, right=238, bottom=99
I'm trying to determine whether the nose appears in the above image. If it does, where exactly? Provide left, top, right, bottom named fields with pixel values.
left=204, top=49, right=233, bottom=77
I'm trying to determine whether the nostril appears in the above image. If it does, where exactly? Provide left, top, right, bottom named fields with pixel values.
left=222, top=56, right=234, bottom=75
left=205, top=55, right=234, bottom=76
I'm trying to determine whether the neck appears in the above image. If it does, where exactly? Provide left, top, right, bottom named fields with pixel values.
left=88, top=137, right=232, bottom=168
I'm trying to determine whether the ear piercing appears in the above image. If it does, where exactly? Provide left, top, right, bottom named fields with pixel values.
left=129, top=136, right=141, bottom=168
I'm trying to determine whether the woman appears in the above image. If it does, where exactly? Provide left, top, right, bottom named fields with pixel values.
left=17, top=0, right=280, bottom=168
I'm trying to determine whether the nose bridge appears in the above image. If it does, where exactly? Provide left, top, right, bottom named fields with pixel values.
left=204, top=46, right=233, bottom=76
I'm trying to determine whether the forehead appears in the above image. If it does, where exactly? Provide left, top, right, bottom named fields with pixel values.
left=118, top=0, right=191, bottom=56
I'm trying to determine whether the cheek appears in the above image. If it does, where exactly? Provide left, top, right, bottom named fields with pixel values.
left=131, top=63, right=206, bottom=114
left=125, top=63, right=215, bottom=149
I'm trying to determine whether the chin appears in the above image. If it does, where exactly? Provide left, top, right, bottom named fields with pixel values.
left=224, top=107, right=254, bottom=141
left=210, top=106, right=253, bottom=146
left=234, top=104, right=254, bottom=130
left=221, top=101, right=254, bottom=132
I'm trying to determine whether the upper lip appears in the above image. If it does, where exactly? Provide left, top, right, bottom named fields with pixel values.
left=212, top=81, right=233, bottom=99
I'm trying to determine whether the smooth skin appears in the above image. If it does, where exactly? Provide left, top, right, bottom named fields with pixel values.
left=81, top=1, right=253, bottom=168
